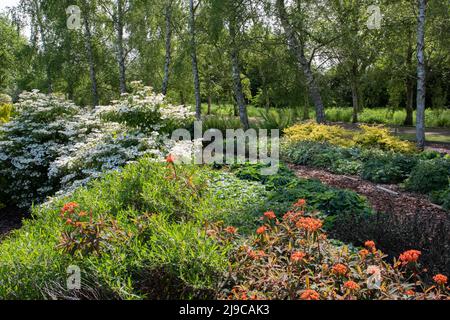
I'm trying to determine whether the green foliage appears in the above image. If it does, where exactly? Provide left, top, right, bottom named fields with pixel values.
left=202, top=116, right=243, bottom=134
left=405, top=159, right=450, bottom=193
left=322, top=108, right=450, bottom=128
left=430, top=188, right=450, bottom=210
left=0, top=160, right=239, bottom=299
left=229, top=163, right=372, bottom=228
left=258, top=108, right=296, bottom=131
left=361, top=152, right=418, bottom=184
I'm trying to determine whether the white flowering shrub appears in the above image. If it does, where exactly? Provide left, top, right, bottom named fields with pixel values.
left=97, top=81, right=195, bottom=134
left=0, top=86, right=193, bottom=208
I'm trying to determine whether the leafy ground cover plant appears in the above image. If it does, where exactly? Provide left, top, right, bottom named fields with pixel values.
left=216, top=200, right=449, bottom=300
left=228, top=163, right=373, bottom=230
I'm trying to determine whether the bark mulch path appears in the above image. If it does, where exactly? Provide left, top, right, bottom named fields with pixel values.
left=288, top=164, right=448, bottom=221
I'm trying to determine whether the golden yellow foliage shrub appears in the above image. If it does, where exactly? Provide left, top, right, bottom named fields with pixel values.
left=284, top=121, right=355, bottom=147
left=355, top=125, right=417, bottom=153
left=284, top=122, right=417, bottom=153
left=0, top=103, right=12, bottom=124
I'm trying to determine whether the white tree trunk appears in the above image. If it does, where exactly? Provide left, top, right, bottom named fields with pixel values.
left=416, top=0, right=426, bottom=149
left=189, top=0, right=202, bottom=119
left=275, top=0, right=325, bottom=123
left=162, top=2, right=172, bottom=96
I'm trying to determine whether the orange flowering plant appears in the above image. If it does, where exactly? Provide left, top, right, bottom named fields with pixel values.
left=57, top=202, right=125, bottom=257
left=214, top=200, right=449, bottom=300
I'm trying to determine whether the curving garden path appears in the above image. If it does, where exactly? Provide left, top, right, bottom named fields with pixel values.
left=288, top=163, right=450, bottom=274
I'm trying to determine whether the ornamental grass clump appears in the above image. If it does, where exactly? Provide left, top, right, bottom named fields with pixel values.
left=216, top=200, right=449, bottom=300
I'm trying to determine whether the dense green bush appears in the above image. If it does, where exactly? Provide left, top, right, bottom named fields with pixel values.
left=0, top=160, right=262, bottom=299
left=361, top=152, right=418, bottom=184
left=431, top=188, right=450, bottom=210
left=405, top=159, right=450, bottom=193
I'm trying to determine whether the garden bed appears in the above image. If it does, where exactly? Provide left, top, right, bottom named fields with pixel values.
left=289, top=164, right=450, bottom=276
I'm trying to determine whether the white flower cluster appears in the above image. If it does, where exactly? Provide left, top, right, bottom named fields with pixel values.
left=0, top=88, right=192, bottom=208
left=96, top=82, right=195, bottom=133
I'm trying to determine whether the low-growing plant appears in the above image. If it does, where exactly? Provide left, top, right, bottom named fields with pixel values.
left=217, top=200, right=449, bottom=300
left=361, top=152, right=418, bottom=184
left=258, top=108, right=296, bottom=131
left=284, top=121, right=355, bottom=147
left=405, top=159, right=450, bottom=193
left=354, top=125, right=417, bottom=153
left=0, top=103, right=12, bottom=124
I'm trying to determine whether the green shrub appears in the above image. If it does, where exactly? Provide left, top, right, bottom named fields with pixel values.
left=0, top=160, right=244, bottom=299
left=405, top=159, right=450, bottom=193
left=202, top=116, right=243, bottom=134
left=361, top=152, right=418, bottom=184
left=430, top=188, right=450, bottom=210
left=325, top=107, right=353, bottom=123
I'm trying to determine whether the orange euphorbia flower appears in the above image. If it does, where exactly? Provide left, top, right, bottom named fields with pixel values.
left=433, top=274, right=448, bottom=286
left=61, top=202, right=79, bottom=215
left=248, top=250, right=266, bottom=260
left=365, top=241, right=376, bottom=250
left=405, top=290, right=415, bottom=296
left=294, top=199, right=307, bottom=208
left=332, top=264, right=348, bottom=276
left=300, top=290, right=320, bottom=300
left=256, top=226, right=268, bottom=235
left=296, top=217, right=323, bottom=233
left=283, top=211, right=302, bottom=223
left=399, top=250, right=422, bottom=265
left=166, top=154, right=175, bottom=164
left=291, top=251, right=306, bottom=263
left=263, top=211, right=276, bottom=220
left=344, top=281, right=360, bottom=291
left=359, top=249, right=370, bottom=259
left=225, top=226, right=237, bottom=235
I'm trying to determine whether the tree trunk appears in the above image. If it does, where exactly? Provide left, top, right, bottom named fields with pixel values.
left=275, top=0, right=325, bottom=123
left=189, top=0, right=202, bottom=120
left=404, top=29, right=414, bottom=126
left=162, top=3, right=172, bottom=96
left=350, top=63, right=359, bottom=123
left=83, top=14, right=99, bottom=106
left=229, top=17, right=250, bottom=130
left=416, top=0, right=426, bottom=150
left=34, top=0, right=52, bottom=93
left=115, top=0, right=127, bottom=94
